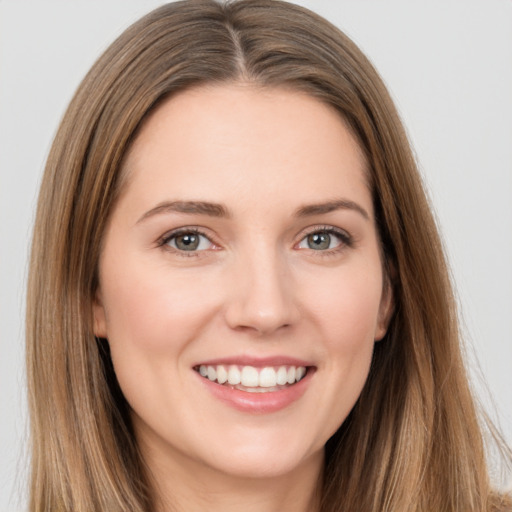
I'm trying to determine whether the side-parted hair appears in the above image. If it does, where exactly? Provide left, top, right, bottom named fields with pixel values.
left=26, top=1, right=511, bottom=511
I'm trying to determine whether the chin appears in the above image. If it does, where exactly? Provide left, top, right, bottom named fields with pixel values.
left=198, top=433, right=325, bottom=480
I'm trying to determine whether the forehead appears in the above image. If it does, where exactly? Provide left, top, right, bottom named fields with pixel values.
left=119, top=84, right=371, bottom=217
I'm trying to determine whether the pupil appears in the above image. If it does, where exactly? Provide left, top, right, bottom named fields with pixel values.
left=308, top=232, right=330, bottom=250
left=176, top=233, right=199, bottom=251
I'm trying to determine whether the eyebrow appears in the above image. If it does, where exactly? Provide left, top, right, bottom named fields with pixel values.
left=295, top=199, right=370, bottom=220
left=136, top=198, right=370, bottom=224
left=136, top=200, right=229, bottom=224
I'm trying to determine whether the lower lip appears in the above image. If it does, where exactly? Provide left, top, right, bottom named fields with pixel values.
left=196, top=369, right=314, bottom=414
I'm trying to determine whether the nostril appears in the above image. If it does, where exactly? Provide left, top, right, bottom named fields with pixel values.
left=223, top=266, right=299, bottom=334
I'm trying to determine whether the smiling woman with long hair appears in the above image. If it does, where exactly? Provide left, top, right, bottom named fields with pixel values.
left=26, top=1, right=511, bottom=511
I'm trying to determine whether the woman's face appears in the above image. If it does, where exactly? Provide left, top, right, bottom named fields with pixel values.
left=94, top=84, right=393, bottom=481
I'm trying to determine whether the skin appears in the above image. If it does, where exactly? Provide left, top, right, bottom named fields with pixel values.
left=93, top=84, right=393, bottom=512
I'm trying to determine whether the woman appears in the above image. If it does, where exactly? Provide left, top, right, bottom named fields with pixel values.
left=26, top=0, right=511, bottom=511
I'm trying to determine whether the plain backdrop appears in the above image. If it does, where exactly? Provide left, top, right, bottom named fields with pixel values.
left=1, top=1, right=511, bottom=510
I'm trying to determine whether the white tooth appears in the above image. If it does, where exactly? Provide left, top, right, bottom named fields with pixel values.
left=296, top=366, right=306, bottom=381
left=207, top=366, right=217, bottom=382
left=287, top=366, right=296, bottom=384
left=216, top=365, right=228, bottom=384
left=199, top=365, right=208, bottom=377
left=227, top=365, right=241, bottom=385
left=276, top=366, right=288, bottom=385
left=241, top=366, right=259, bottom=387
left=259, top=367, right=277, bottom=387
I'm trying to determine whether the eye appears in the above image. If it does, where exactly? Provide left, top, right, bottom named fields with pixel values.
left=297, top=228, right=350, bottom=251
left=163, top=230, right=214, bottom=252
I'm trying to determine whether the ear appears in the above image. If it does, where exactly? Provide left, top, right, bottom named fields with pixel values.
left=92, top=288, right=108, bottom=339
left=375, top=278, right=394, bottom=341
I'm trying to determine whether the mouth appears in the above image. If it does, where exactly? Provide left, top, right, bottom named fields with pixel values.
left=193, top=364, right=311, bottom=393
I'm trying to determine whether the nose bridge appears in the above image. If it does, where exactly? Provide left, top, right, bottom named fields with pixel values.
left=224, top=236, right=298, bottom=335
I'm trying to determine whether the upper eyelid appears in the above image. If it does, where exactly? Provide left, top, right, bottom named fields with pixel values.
left=159, top=227, right=213, bottom=243
left=158, top=228, right=218, bottom=258
left=157, top=224, right=353, bottom=248
left=295, top=225, right=354, bottom=251
left=157, top=229, right=217, bottom=255
left=298, top=224, right=351, bottom=239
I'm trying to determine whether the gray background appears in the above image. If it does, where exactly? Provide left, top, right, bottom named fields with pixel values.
left=1, top=1, right=511, bottom=510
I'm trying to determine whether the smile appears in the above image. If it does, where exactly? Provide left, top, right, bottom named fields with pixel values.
left=195, top=364, right=308, bottom=392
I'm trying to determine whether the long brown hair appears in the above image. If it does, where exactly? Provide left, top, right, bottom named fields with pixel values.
left=26, top=1, right=511, bottom=510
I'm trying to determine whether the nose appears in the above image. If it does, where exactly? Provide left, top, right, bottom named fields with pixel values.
left=224, top=245, right=299, bottom=336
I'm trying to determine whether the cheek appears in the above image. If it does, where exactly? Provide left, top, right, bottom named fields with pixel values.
left=303, top=262, right=384, bottom=352
left=313, top=288, right=380, bottom=431
left=98, top=258, right=223, bottom=421
left=299, top=261, right=382, bottom=422
left=100, top=256, right=220, bottom=358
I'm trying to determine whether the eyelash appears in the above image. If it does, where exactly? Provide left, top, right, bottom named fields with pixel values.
left=157, top=225, right=354, bottom=257
left=297, top=225, right=354, bottom=256
left=158, top=227, right=216, bottom=258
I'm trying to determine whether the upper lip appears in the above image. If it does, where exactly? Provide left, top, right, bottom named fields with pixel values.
left=193, top=355, right=314, bottom=368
